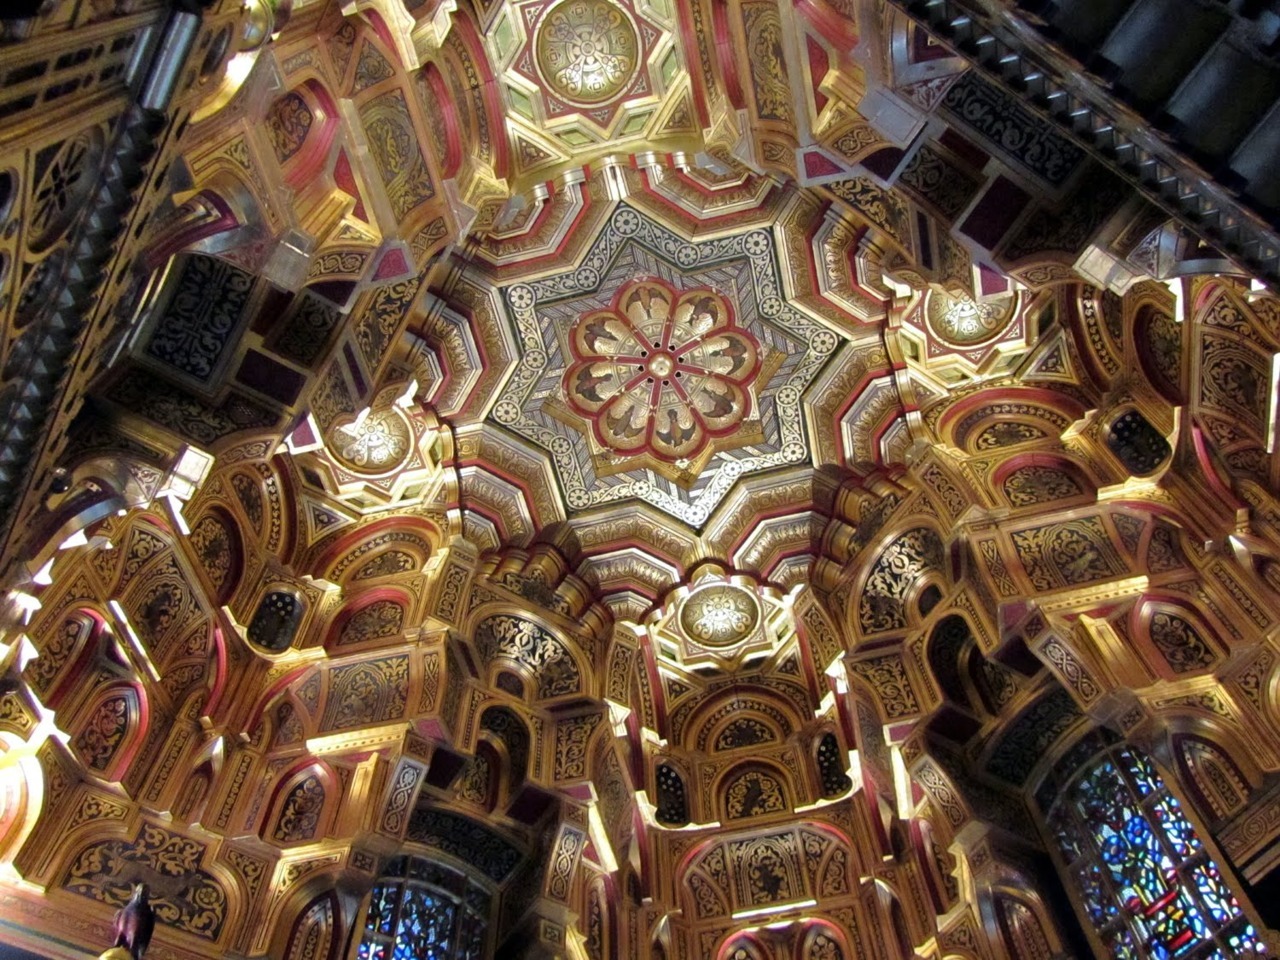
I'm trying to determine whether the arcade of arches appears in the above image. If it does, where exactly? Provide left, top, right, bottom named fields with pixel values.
left=2, top=0, right=1280, bottom=957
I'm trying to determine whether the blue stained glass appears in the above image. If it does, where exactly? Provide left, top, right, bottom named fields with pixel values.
left=1151, top=795, right=1200, bottom=859
left=357, top=856, right=490, bottom=960
left=368, top=882, right=398, bottom=934
left=1190, top=863, right=1239, bottom=924
left=1077, top=863, right=1117, bottom=924
left=1046, top=743, right=1268, bottom=959
left=1106, top=925, right=1141, bottom=960
left=1119, top=748, right=1160, bottom=796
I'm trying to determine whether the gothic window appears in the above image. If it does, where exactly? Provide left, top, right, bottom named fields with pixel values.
left=357, top=856, right=490, bottom=960
left=1106, top=409, right=1171, bottom=476
left=817, top=732, right=851, bottom=797
left=248, top=591, right=304, bottom=651
left=655, top=762, right=689, bottom=826
left=1040, top=735, right=1267, bottom=959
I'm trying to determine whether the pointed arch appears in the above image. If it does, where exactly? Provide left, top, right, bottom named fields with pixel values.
left=70, top=680, right=147, bottom=780
left=283, top=890, right=341, bottom=960
left=265, top=760, right=339, bottom=845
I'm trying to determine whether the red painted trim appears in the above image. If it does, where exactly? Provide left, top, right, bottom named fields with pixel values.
left=450, top=14, right=510, bottom=178
left=711, top=1, right=743, bottom=109
left=936, top=385, right=1087, bottom=437
left=310, top=513, right=440, bottom=574
left=204, top=626, right=229, bottom=718
left=325, top=586, right=414, bottom=647
left=422, top=64, right=462, bottom=177
left=143, top=191, right=240, bottom=270
left=674, top=0, right=713, bottom=128
left=796, top=0, right=858, bottom=46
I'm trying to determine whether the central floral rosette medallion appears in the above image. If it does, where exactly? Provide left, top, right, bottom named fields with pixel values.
left=535, top=0, right=640, bottom=105
left=564, top=278, right=761, bottom=463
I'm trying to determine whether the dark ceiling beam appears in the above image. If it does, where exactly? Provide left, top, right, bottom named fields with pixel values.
left=889, top=0, right=1280, bottom=288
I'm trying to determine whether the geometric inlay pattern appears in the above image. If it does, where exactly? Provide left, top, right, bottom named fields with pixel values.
left=496, top=204, right=843, bottom=526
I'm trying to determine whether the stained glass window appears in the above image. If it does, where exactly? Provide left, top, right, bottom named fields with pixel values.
left=1039, top=732, right=1267, bottom=960
left=357, top=856, right=490, bottom=960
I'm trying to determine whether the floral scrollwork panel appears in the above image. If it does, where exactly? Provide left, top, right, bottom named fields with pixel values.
left=474, top=615, right=581, bottom=699
left=62, top=823, right=228, bottom=941
left=724, top=768, right=789, bottom=821
left=858, top=527, right=945, bottom=634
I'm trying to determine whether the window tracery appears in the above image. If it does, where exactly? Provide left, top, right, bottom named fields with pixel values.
left=357, top=855, right=490, bottom=960
left=655, top=762, right=689, bottom=826
left=817, top=732, right=851, bottom=797
left=1040, top=735, right=1267, bottom=959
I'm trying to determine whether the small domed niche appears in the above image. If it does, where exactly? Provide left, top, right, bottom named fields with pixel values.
left=649, top=567, right=789, bottom=670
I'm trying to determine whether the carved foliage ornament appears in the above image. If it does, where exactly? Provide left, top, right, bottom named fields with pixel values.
left=535, top=0, right=640, bottom=105
left=564, top=278, right=761, bottom=462
left=858, top=527, right=945, bottom=633
left=474, top=614, right=580, bottom=699
left=63, top=823, right=227, bottom=941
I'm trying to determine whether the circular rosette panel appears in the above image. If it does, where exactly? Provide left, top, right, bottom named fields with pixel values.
left=924, top=290, right=1016, bottom=346
left=328, top=407, right=413, bottom=475
left=535, top=0, right=640, bottom=105
left=563, top=278, right=761, bottom=462
left=678, top=584, right=761, bottom=648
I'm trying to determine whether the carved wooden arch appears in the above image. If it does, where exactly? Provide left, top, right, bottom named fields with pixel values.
left=262, top=757, right=341, bottom=846
left=851, top=521, right=948, bottom=640
left=280, top=890, right=342, bottom=960
left=935, top=386, right=1085, bottom=455
left=69, top=679, right=148, bottom=781
left=265, top=78, right=340, bottom=189
left=188, top=504, right=244, bottom=607
left=1169, top=731, right=1257, bottom=826
left=306, top=514, right=440, bottom=584
left=462, top=603, right=591, bottom=702
left=872, top=878, right=916, bottom=960
left=991, top=452, right=1098, bottom=510
left=27, top=606, right=106, bottom=709
left=325, top=585, right=413, bottom=651
left=431, top=9, right=510, bottom=179
left=474, top=703, right=532, bottom=807
left=583, top=871, right=616, bottom=960
left=989, top=886, right=1062, bottom=960
left=266, top=695, right=311, bottom=751
left=924, top=612, right=980, bottom=715
left=243, top=663, right=314, bottom=741
left=417, top=62, right=461, bottom=177
left=911, top=813, right=959, bottom=913
left=793, top=918, right=853, bottom=960
left=22, top=457, right=166, bottom=583
left=686, top=683, right=804, bottom=754
left=258, top=861, right=350, bottom=960
left=717, top=759, right=795, bottom=823
left=1131, top=297, right=1185, bottom=404
left=716, top=930, right=770, bottom=960
left=1130, top=593, right=1227, bottom=681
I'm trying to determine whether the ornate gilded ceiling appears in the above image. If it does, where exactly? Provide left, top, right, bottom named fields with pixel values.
left=489, top=201, right=845, bottom=527
left=483, top=0, right=694, bottom=179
